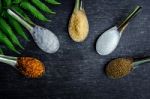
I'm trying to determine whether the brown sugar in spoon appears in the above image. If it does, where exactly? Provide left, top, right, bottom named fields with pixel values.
left=106, top=57, right=150, bottom=79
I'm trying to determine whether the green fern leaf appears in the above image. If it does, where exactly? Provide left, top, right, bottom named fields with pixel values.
left=0, top=48, right=3, bottom=54
left=7, top=15, right=29, bottom=41
left=0, top=17, right=24, bottom=49
left=12, top=6, right=30, bottom=20
left=2, top=0, right=12, bottom=6
left=12, top=6, right=34, bottom=25
left=13, top=0, right=21, bottom=4
left=20, top=1, right=48, bottom=21
left=31, top=0, right=55, bottom=14
left=0, top=30, right=20, bottom=54
left=45, top=0, right=61, bottom=5
left=0, top=0, right=2, bottom=10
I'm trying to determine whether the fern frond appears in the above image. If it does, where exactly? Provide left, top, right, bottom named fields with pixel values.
left=12, top=6, right=34, bottom=25
left=45, top=0, right=61, bottom=5
left=0, top=0, right=2, bottom=11
left=0, top=30, right=20, bottom=54
left=13, top=0, right=21, bottom=4
left=0, top=11, right=8, bottom=18
left=12, top=6, right=30, bottom=20
left=2, top=0, right=12, bottom=6
left=0, top=48, right=3, bottom=54
left=7, top=15, right=29, bottom=41
left=31, top=0, right=55, bottom=14
left=0, top=17, right=24, bottom=49
left=20, top=1, right=48, bottom=21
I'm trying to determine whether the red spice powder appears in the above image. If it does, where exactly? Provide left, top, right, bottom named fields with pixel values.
left=17, top=57, right=45, bottom=78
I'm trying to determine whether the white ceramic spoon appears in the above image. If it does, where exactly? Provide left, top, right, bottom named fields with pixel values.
left=0, top=55, right=17, bottom=67
left=7, top=9, right=60, bottom=54
left=0, top=54, right=45, bottom=78
left=96, top=6, right=142, bottom=55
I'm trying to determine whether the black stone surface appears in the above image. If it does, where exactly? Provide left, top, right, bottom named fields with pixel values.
left=0, top=0, right=150, bottom=99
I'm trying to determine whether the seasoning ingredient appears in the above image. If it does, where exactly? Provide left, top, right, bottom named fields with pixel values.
left=0, top=55, right=45, bottom=78
left=17, top=57, right=45, bottom=78
left=96, top=26, right=120, bottom=55
left=68, top=0, right=89, bottom=42
left=106, top=58, right=133, bottom=79
left=32, top=26, right=60, bottom=53
left=96, top=6, right=142, bottom=55
left=106, top=57, right=150, bottom=79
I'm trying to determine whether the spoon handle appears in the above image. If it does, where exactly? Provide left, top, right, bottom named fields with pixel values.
left=0, top=57, right=17, bottom=67
left=0, top=55, right=17, bottom=60
left=7, top=9, right=33, bottom=32
left=80, top=0, right=84, bottom=10
left=118, top=6, right=142, bottom=32
left=75, top=0, right=80, bottom=10
left=75, top=0, right=84, bottom=10
left=133, top=58, right=150, bottom=68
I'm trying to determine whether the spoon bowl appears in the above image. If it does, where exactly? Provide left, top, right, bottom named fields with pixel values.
left=106, top=57, right=150, bottom=79
left=32, top=26, right=60, bottom=53
left=96, top=26, right=120, bottom=55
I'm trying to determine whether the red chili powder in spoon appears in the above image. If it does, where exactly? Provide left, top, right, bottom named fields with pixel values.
left=17, top=57, right=45, bottom=78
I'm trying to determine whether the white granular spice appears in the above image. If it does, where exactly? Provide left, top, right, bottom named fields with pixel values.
left=96, top=26, right=120, bottom=55
left=31, top=26, right=60, bottom=53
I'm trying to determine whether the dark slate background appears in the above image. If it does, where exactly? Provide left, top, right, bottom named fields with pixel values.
left=0, top=0, right=150, bottom=99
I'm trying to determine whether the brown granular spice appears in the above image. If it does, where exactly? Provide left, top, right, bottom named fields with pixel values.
left=17, top=57, right=45, bottom=78
left=106, top=58, right=133, bottom=79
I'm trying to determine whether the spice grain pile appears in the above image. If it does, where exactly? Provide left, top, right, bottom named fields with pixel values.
left=17, top=57, right=45, bottom=78
left=106, top=58, right=133, bottom=79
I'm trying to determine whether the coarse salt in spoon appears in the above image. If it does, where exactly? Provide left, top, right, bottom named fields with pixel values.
left=7, top=9, right=60, bottom=54
left=96, top=6, right=142, bottom=55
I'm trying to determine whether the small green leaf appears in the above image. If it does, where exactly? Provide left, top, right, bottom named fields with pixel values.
left=45, top=0, right=61, bottom=5
left=13, top=0, right=22, bottom=4
left=20, top=1, right=48, bottom=21
left=2, top=0, right=12, bottom=6
left=12, top=7, right=34, bottom=25
left=0, top=30, right=20, bottom=54
left=0, top=0, right=2, bottom=10
left=7, top=15, right=29, bottom=41
left=31, top=0, right=55, bottom=14
left=0, top=48, right=3, bottom=54
left=0, top=17, right=24, bottom=49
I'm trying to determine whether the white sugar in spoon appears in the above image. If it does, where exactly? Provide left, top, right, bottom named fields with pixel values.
left=7, top=9, right=60, bottom=54
left=96, top=6, right=142, bottom=55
